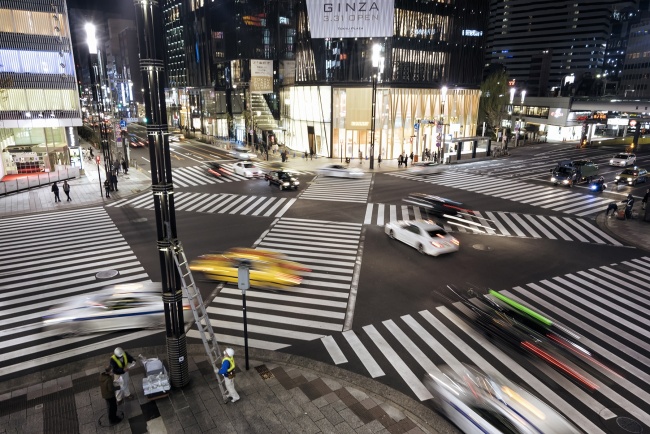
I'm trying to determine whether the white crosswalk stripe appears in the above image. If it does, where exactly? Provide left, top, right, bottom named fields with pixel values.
left=188, top=217, right=363, bottom=350
left=106, top=191, right=297, bottom=218
left=364, top=203, right=622, bottom=245
left=299, top=177, right=373, bottom=203
left=388, top=171, right=613, bottom=216
left=316, top=256, right=650, bottom=431
left=172, top=165, right=248, bottom=186
left=0, top=207, right=155, bottom=380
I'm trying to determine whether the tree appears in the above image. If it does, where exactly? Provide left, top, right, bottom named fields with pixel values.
left=478, top=71, right=510, bottom=140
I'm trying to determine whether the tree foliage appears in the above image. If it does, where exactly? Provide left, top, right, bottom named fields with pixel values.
left=478, top=71, right=510, bottom=139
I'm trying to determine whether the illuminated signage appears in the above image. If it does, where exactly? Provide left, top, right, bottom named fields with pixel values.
left=411, top=28, right=437, bottom=37
left=550, top=108, right=565, bottom=118
left=306, top=0, right=394, bottom=38
left=462, top=29, right=483, bottom=37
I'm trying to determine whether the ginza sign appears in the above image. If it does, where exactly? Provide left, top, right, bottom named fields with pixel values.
left=306, top=0, right=394, bottom=38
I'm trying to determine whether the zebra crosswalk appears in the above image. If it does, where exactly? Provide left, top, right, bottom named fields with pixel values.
left=363, top=203, right=623, bottom=245
left=172, top=163, right=314, bottom=187
left=317, top=256, right=650, bottom=432
left=188, top=217, right=363, bottom=350
left=106, top=191, right=297, bottom=218
left=389, top=171, right=613, bottom=216
left=0, top=207, right=155, bottom=380
left=299, top=176, right=373, bottom=203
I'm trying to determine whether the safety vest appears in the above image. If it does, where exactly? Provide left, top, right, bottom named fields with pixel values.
left=223, top=355, right=235, bottom=373
left=111, top=354, right=126, bottom=369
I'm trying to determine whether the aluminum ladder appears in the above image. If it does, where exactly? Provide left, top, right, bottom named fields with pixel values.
left=172, top=242, right=228, bottom=401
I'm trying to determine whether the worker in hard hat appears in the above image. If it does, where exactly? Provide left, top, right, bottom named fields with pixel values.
left=110, top=347, right=136, bottom=403
left=218, top=348, right=240, bottom=402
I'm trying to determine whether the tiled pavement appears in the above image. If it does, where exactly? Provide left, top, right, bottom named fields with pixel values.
left=0, top=345, right=455, bottom=434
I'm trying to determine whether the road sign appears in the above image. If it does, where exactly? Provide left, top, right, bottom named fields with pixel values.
left=120, top=119, right=126, bottom=128
left=414, top=123, right=419, bottom=131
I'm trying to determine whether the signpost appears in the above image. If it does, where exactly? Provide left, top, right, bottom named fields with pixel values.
left=238, top=260, right=251, bottom=370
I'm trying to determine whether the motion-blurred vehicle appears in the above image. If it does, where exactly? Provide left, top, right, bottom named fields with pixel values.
left=615, top=167, right=648, bottom=186
left=232, top=162, right=264, bottom=178
left=423, top=364, right=581, bottom=434
left=42, top=282, right=195, bottom=336
left=402, top=193, right=469, bottom=217
left=228, top=146, right=256, bottom=160
left=385, top=219, right=459, bottom=256
left=588, top=176, right=607, bottom=192
left=317, top=164, right=364, bottom=178
left=406, top=161, right=439, bottom=175
left=267, top=170, right=299, bottom=190
left=190, top=248, right=309, bottom=290
left=129, top=135, right=146, bottom=148
left=206, top=161, right=230, bottom=177
left=551, top=160, right=598, bottom=186
left=610, top=153, right=636, bottom=167
left=168, top=133, right=184, bottom=142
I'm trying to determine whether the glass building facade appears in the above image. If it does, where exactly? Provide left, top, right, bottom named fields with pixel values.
left=0, top=0, right=82, bottom=178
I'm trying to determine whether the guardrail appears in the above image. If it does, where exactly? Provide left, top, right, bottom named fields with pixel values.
left=0, top=167, right=80, bottom=196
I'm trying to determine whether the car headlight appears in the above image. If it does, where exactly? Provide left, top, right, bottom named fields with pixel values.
left=562, top=179, right=569, bottom=184
left=615, top=176, right=620, bottom=180
left=551, top=177, right=556, bottom=182
left=283, top=182, right=290, bottom=186
left=294, top=181, right=300, bottom=185
left=610, top=160, right=615, bottom=164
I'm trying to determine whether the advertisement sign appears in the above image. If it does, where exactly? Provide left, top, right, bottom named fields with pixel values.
left=250, top=59, right=273, bottom=94
left=344, top=88, right=372, bottom=130
left=306, top=0, right=394, bottom=38
left=279, top=60, right=296, bottom=86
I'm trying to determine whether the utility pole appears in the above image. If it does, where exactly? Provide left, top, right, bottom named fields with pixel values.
left=134, top=0, right=189, bottom=387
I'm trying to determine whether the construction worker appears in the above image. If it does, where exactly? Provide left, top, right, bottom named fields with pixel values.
left=110, top=347, right=135, bottom=403
left=219, top=348, right=240, bottom=402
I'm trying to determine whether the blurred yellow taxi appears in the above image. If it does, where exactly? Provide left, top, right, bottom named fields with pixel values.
left=190, top=248, right=310, bottom=290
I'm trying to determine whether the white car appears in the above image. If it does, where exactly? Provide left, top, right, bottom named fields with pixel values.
left=228, top=147, right=256, bottom=160
left=42, top=282, right=195, bottom=336
left=168, top=133, right=184, bottom=142
left=406, top=161, right=439, bottom=175
left=317, top=164, right=365, bottom=178
left=232, top=162, right=264, bottom=178
left=424, top=365, right=581, bottom=434
left=384, top=219, right=459, bottom=256
left=610, top=153, right=636, bottom=167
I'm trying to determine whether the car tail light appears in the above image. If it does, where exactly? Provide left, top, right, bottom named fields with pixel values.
left=451, top=238, right=460, bottom=246
left=431, top=241, right=443, bottom=248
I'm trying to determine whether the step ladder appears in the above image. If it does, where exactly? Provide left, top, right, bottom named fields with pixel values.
left=171, top=241, right=228, bottom=402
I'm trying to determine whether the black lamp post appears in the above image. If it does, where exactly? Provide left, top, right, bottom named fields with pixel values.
left=369, top=44, right=384, bottom=170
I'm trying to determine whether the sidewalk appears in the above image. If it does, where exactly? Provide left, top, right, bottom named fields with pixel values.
left=0, top=345, right=453, bottom=434
left=595, top=203, right=650, bottom=253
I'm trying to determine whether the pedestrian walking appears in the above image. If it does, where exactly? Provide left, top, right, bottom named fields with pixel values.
left=62, top=180, right=71, bottom=201
left=111, top=172, right=118, bottom=192
left=643, top=188, right=649, bottom=210
left=398, top=154, right=402, bottom=167
left=51, top=182, right=61, bottom=202
left=121, top=159, right=128, bottom=175
left=358, top=150, right=363, bottom=164
left=377, top=155, right=382, bottom=168
left=309, top=151, right=313, bottom=160
left=409, top=152, right=414, bottom=164
left=219, top=348, right=240, bottom=402
left=100, top=366, right=122, bottom=425
left=104, top=179, right=111, bottom=198
left=403, top=152, right=408, bottom=168
left=110, top=347, right=135, bottom=403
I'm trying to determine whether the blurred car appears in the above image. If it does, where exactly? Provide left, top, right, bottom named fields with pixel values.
left=615, top=167, right=648, bottom=186
left=168, top=133, right=184, bottom=142
left=206, top=161, right=230, bottom=177
left=267, top=170, right=299, bottom=190
left=385, top=219, right=459, bottom=256
left=423, top=364, right=581, bottom=434
left=42, top=282, right=195, bottom=336
left=129, top=135, right=146, bottom=148
left=190, top=248, right=309, bottom=290
left=406, top=161, right=439, bottom=175
left=228, top=146, right=256, bottom=160
left=402, top=193, right=469, bottom=217
left=317, top=164, right=364, bottom=178
left=232, top=162, right=264, bottom=178
left=610, top=153, right=636, bottom=167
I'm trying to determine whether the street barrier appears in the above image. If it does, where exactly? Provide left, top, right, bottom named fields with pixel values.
left=0, top=167, right=80, bottom=196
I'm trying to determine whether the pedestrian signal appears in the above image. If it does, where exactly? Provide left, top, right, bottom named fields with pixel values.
left=95, top=155, right=101, bottom=165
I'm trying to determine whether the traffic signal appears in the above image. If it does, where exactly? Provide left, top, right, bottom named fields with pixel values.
left=143, top=117, right=148, bottom=124
left=95, top=155, right=101, bottom=165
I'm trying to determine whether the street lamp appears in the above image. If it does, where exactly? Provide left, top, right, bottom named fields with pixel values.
left=86, top=23, right=113, bottom=183
left=440, top=86, right=447, bottom=163
left=369, top=43, right=384, bottom=170
left=505, top=87, right=516, bottom=150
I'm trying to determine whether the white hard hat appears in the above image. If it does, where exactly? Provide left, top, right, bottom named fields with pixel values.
left=114, top=347, right=124, bottom=357
left=225, top=348, right=235, bottom=357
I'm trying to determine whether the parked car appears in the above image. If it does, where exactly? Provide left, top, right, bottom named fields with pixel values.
left=267, top=170, right=300, bottom=190
left=615, top=167, right=648, bottom=186
left=317, top=164, right=365, bottom=178
left=610, top=153, right=636, bottom=167
left=384, top=219, right=459, bottom=256
left=42, top=282, right=195, bottom=336
left=232, top=162, right=264, bottom=178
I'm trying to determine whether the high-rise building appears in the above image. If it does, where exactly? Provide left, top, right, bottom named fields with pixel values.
left=163, top=0, right=187, bottom=89
left=0, top=0, right=82, bottom=178
left=620, top=19, right=650, bottom=97
left=486, top=0, right=637, bottom=97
